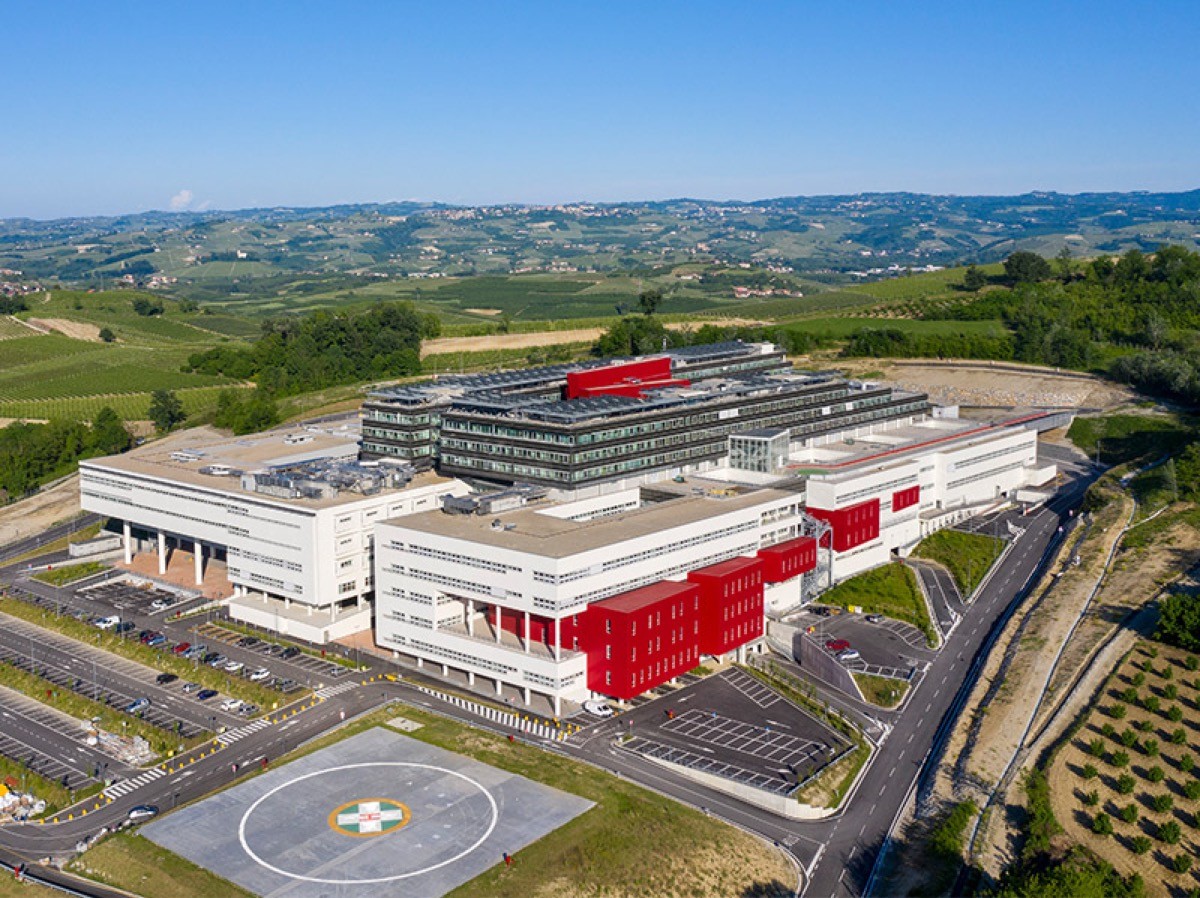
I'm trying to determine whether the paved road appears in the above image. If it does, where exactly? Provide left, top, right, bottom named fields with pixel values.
left=0, top=514, right=102, bottom=565
left=909, top=560, right=964, bottom=636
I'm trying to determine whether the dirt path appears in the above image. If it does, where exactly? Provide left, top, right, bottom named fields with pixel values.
left=420, top=319, right=764, bottom=359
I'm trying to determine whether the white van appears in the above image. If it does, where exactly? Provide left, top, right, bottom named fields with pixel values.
left=95, top=615, right=120, bottom=630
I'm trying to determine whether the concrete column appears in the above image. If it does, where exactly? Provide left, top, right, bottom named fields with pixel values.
left=523, top=611, right=531, bottom=654
left=467, top=671, right=475, bottom=686
left=494, top=605, right=501, bottom=644
left=441, top=663, right=448, bottom=677
left=523, top=686, right=531, bottom=705
left=495, top=677, right=503, bottom=696
left=466, top=600, right=474, bottom=636
left=193, top=541, right=203, bottom=585
left=122, top=521, right=132, bottom=565
left=554, top=617, right=561, bottom=661
left=285, top=597, right=291, bottom=610
left=329, top=605, right=335, bottom=621
left=157, top=531, right=166, bottom=575
left=553, top=693, right=561, bottom=718
left=417, top=657, right=423, bottom=669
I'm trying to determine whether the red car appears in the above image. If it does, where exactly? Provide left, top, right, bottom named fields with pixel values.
left=172, top=641, right=191, bottom=655
left=825, top=639, right=850, bottom=652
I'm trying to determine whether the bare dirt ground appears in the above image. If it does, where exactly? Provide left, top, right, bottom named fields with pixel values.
left=0, top=474, right=83, bottom=546
left=845, top=360, right=1135, bottom=411
left=0, top=417, right=49, bottom=427
left=26, top=318, right=103, bottom=342
left=420, top=319, right=764, bottom=359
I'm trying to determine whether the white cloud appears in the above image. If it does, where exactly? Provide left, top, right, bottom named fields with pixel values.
left=169, top=189, right=194, bottom=211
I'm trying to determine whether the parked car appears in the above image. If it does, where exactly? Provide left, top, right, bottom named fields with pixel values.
left=238, top=704, right=259, bottom=717
left=224, top=660, right=244, bottom=673
left=582, top=699, right=615, bottom=718
left=149, top=597, right=175, bottom=611
left=220, top=698, right=243, bottom=712
left=825, top=639, right=850, bottom=652
left=155, top=672, right=178, bottom=685
left=114, top=621, right=136, bottom=635
left=248, top=667, right=271, bottom=682
left=139, top=631, right=161, bottom=644
left=236, top=636, right=259, bottom=648
left=196, top=689, right=218, bottom=701
left=277, top=678, right=298, bottom=692
left=127, top=805, right=158, bottom=821
left=124, top=698, right=150, bottom=714
left=182, top=682, right=200, bottom=694
left=836, top=649, right=861, bottom=663
left=172, top=641, right=192, bottom=655
left=262, top=644, right=284, bottom=656
left=146, top=634, right=169, bottom=648
left=865, top=614, right=884, bottom=624
left=185, top=644, right=208, bottom=660
left=204, top=653, right=226, bottom=667
left=95, top=616, right=120, bottom=630
left=137, top=629, right=154, bottom=642
left=280, top=647, right=301, bottom=660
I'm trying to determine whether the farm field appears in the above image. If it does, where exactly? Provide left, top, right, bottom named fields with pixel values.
left=1049, top=641, right=1200, bottom=896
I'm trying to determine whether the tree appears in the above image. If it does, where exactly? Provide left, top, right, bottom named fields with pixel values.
left=1116, top=773, right=1136, bottom=794
left=1120, top=803, right=1139, bottom=824
left=1158, top=818, right=1181, bottom=843
left=131, top=296, right=164, bottom=316
left=89, top=407, right=131, bottom=455
left=147, top=390, right=185, bottom=433
left=1091, top=812, right=1113, bottom=836
left=1131, top=835, right=1152, bottom=855
left=98, top=326, right=115, bottom=343
left=1055, top=246, right=1074, bottom=281
left=1156, top=591, right=1200, bottom=652
left=963, top=265, right=988, bottom=291
left=637, top=288, right=663, bottom=316
left=1004, top=251, right=1053, bottom=284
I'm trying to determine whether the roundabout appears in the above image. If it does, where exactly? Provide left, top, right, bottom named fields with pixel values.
left=142, top=727, right=592, bottom=898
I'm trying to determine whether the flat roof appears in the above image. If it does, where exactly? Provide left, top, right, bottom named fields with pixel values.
left=82, top=424, right=458, bottom=510
left=593, top=580, right=697, bottom=614
left=385, top=483, right=794, bottom=559
left=689, top=556, right=762, bottom=578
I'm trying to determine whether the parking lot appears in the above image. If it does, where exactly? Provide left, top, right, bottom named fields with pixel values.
left=81, top=579, right=206, bottom=618
left=192, top=621, right=349, bottom=684
left=790, top=608, right=933, bottom=679
left=616, top=667, right=851, bottom=796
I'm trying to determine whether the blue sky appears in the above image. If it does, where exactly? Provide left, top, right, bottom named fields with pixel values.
left=3, top=1, right=1198, bottom=218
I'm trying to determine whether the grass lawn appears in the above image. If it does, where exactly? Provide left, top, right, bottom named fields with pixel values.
left=69, top=704, right=795, bottom=898
left=912, top=529, right=1004, bottom=595
left=1067, top=414, right=1194, bottom=467
left=0, top=873, right=57, bottom=897
left=852, top=672, right=910, bottom=709
left=69, top=832, right=256, bottom=898
left=821, top=562, right=936, bottom=646
left=0, top=743, right=102, bottom=816
left=31, top=561, right=107, bottom=587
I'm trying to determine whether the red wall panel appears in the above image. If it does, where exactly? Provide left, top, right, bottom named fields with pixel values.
left=807, top=499, right=880, bottom=552
left=584, top=581, right=700, bottom=700
left=566, top=357, right=672, bottom=399
left=892, top=485, right=920, bottom=512
left=687, top=557, right=764, bottom=656
left=757, top=535, right=818, bottom=582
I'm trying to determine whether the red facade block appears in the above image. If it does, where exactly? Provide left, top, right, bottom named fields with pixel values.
left=584, top=581, right=700, bottom=700
left=565, top=357, right=672, bottom=399
left=757, top=535, right=818, bottom=583
left=807, top=499, right=881, bottom=552
left=687, top=557, right=764, bottom=656
left=892, top=485, right=920, bottom=512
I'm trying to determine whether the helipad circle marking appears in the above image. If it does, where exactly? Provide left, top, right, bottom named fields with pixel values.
left=328, top=797, right=411, bottom=837
left=237, top=762, right=499, bottom=884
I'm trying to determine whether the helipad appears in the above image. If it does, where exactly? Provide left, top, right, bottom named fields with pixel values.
left=142, top=727, right=593, bottom=898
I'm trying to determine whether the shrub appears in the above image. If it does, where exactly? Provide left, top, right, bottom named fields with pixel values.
left=1182, top=754, right=1195, bottom=773
left=1143, top=695, right=1161, bottom=713
left=1184, top=780, right=1200, bottom=801
left=1110, top=703, right=1128, bottom=719
left=1168, top=705, right=1183, bottom=722
left=1132, top=672, right=1147, bottom=687
left=1135, top=719, right=1155, bottom=732
left=1159, top=819, right=1181, bottom=843
left=1082, top=789, right=1100, bottom=807
left=1153, top=794, right=1175, bottom=814
left=1112, top=750, right=1131, bottom=768
left=1121, top=686, right=1140, bottom=703
left=1147, top=765, right=1165, bottom=783
left=1164, top=684, right=1179, bottom=700
left=1131, top=835, right=1152, bottom=855
left=1088, top=738, right=1106, bottom=757
left=1121, top=729, right=1139, bottom=747
left=1143, top=738, right=1160, bottom=758
left=1022, top=769, right=1060, bottom=859
left=1170, top=727, right=1187, bottom=745
left=1163, top=665, right=1174, bottom=681
left=1082, top=763, right=1099, bottom=780
left=1121, top=803, right=1139, bottom=824
left=1147, top=646, right=1159, bottom=660
left=1174, top=853, right=1193, bottom=874
left=1102, top=722, right=1117, bottom=739
left=1186, top=655, right=1198, bottom=671
left=1092, top=812, right=1113, bottom=836
left=1117, top=773, right=1137, bottom=794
